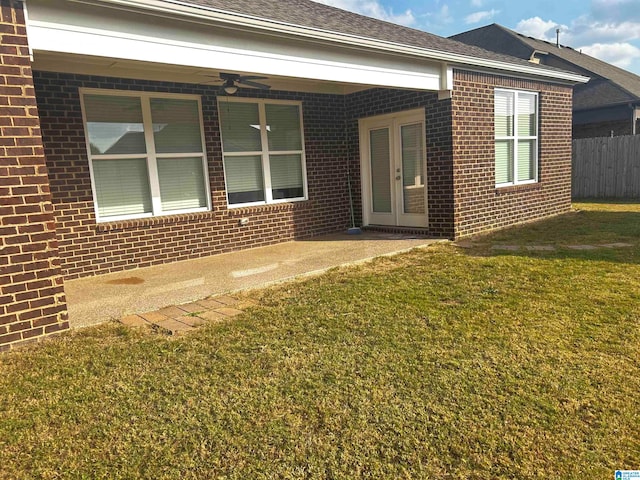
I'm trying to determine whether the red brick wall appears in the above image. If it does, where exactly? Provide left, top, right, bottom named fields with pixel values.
left=0, top=0, right=68, bottom=351
left=34, top=72, right=352, bottom=279
left=451, top=71, right=573, bottom=238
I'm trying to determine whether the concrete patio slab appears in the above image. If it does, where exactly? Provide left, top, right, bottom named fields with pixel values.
left=65, top=232, right=443, bottom=328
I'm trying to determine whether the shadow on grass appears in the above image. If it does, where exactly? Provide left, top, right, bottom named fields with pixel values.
left=461, top=209, right=640, bottom=265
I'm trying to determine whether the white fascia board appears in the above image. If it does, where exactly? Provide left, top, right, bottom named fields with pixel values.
left=26, top=21, right=442, bottom=90
left=72, top=0, right=590, bottom=84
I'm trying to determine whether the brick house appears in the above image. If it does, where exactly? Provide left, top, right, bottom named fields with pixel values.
left=0, top=0, right=587, bottom=350
left=451, top=24, right=640, bottom=139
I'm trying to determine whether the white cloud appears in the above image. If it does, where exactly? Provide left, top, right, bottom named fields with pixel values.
left=312, top=0, right=416, bottom=26
left=470, top=0, right=483, bottom=6
left=579, top=42, right=640, bottom=68
left=464, top=9, right=499, bottom=25
left=514, top=16, right=640, bottom=73
left=437, top=4, right=453, bottom=24
left=569, top=21, right=640, bottom=46
left=515, top=17, right=567, bottom=42
left=421, top=3, right=453, bottom=26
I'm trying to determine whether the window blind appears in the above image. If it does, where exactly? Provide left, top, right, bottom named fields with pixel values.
left=84, top=94, right=146, bottom=155
left=92, top=158, right=152, bottom=217
left=219, top=101, right=262, bottom=152
left=495, top=140, right=514, bottom=185
left=370, top=128, right=392, bottom=213
left=265, top=104, right=302, bottom=151
left=151, top=98, right=203, bottom=154
left=517, top=140, right=535, bottom=182
left=401, top=123, right=424, bottom=187
left=270, top=154, right=303, bottom=199
left=517, top=93, right=537, bottom=137
left=157, top=157, right=207, bottom=211
left=224, top=155, right=264, bottom=194
left=495, top=91, right=514, bottom=137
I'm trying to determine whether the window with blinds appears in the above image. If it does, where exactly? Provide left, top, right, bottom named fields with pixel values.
left=82, top=90, right=210, bottom=221
left=218, top=98, right=307, bottom=206
left=494, top=89, right=538, bottom=187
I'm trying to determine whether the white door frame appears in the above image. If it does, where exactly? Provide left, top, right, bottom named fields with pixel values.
left=358, top=108, right=428, bottom=228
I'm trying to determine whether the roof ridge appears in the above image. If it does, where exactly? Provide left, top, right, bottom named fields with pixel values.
left=495, top=23, right=637, bottom=79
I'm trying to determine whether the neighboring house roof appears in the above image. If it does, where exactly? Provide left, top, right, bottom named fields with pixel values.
left=112, top=0, right=587, bottom=84
left=451, top=24, right=640, bottom=111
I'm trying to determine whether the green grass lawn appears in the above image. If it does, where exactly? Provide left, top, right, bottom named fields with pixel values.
left=1, top=202, right=639, bottom=479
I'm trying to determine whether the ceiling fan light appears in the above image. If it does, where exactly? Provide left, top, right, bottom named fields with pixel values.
left=223, top=80, right=238, bottom=95
left=224, top=85, right=238, bottom=95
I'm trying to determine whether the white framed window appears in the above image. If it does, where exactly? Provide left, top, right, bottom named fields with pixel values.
left=494, top=89, right=538, bottom=187
left=218, top=97, right=307, bottom=207
left=80, top=89, right=210, bottom=222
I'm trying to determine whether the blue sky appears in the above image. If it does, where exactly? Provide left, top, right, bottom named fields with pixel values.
left=312, top=0, right=640, bottom=75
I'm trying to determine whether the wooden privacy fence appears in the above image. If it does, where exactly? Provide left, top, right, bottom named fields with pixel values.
left=572, top=135, right=640, bottom=198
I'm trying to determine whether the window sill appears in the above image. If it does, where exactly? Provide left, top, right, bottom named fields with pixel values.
left=495, top=183, right=541, bottom=195
left=94, top=201, right=313, bottom=232
left=227, top=200, right=312, bottom=216
left=95, top=211, right=216, bottom=232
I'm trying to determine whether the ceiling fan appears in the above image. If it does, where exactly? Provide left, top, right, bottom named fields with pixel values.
left=217, top=72, right=271, bottom=94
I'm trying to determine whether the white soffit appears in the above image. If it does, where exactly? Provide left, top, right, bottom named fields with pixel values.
left=25, top=0, right=446, bottom=91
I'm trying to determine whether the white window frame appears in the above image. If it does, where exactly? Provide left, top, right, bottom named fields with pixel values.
left=217, top=97, right=308, bottom=208
left=494, top=88, right=539, bottom=187
left=80, top=88, right=211, bottom=222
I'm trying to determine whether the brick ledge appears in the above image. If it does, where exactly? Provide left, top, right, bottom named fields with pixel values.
left=495, top=183, right=542, bottom=195
left=227, top=200, right=313, bottom=216
left=95, top=211, right=218, bottom=232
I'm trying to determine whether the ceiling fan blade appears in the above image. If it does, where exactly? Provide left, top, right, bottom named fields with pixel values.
left=238, top=79, right=271, bottom=90
left=219, top=72, right=239, bottom=81
left=237, top=76, right=268, bottom=81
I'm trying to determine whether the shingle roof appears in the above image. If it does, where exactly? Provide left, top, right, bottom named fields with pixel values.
left=451, top=24, right=640, bottom=110
left=171, top=0, right=571, bottom=75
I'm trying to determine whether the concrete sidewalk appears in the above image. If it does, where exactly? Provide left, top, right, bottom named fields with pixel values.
left=65, top=231, right=443, bottom=328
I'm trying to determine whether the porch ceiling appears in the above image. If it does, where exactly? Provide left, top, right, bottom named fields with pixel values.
left=25, top=0, right=450, bottom=94
left=31, top=52, right=375, bottom=95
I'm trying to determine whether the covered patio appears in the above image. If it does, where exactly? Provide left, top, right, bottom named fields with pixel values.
left=65, top=231, right=442, bottom=328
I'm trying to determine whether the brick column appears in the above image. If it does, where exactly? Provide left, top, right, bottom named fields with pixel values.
left=1, top=0, right=68, bottom=351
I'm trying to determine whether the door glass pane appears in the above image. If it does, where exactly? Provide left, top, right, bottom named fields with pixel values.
left=157, top=157, right=207, bottom=211
left=517, top=140, right=536, bottom=181
left=370, top=128, right=392, bottom=213
left=151, top=98, right=203, bottom=154
left=224, top=155, right=264, bottom=204
left=517, top=93, right=537, bottom=137
left=84, top=95, right=146, bottom=155
left=270, top=154, right=303, bottom=200
left=401, top=123, right=425, bottom=215
left=218, top=101, right=262, bottom=152
left=495, top=91, right=514, bottom=137
left=495, top=140, right=514, bottom=184
left=265, top=104, right=302, bottom=151
left=92, top=158, right=152, bottom=217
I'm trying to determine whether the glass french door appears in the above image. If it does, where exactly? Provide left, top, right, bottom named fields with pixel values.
left=360, top=110, right=427, bottom=227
